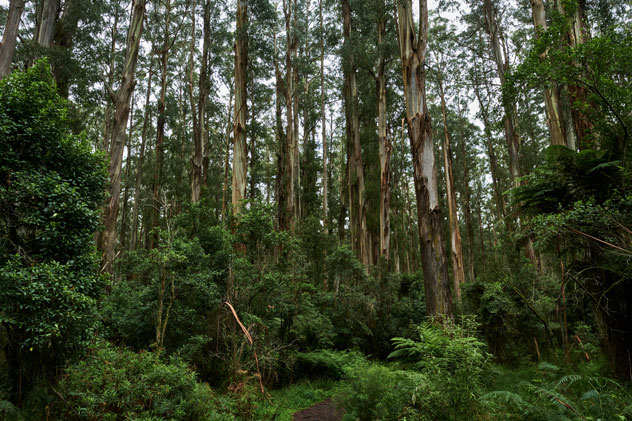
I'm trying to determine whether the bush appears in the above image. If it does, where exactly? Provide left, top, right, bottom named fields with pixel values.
left=0, top=60, right=106, bottom=402
left=50, top=342, right=225, bottom=420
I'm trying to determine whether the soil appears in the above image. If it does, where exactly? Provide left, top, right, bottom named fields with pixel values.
left=292, top=397, right=344, bottom=421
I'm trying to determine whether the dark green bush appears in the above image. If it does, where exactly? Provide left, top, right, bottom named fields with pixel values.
left=50, top=342, right=225, bottom=420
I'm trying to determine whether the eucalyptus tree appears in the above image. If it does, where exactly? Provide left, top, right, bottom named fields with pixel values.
left=0, top=0, right=25, bottom=79
left=232, top=0, right=248, bottom=216
left=396, top=0, right=452, bottom=318
left=98, top=0, right=147, bottom=274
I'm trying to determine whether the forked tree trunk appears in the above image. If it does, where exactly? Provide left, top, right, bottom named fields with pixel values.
left=232, top=0, right=248, bottom=216
left=438, top=78, right=465, bottom=299
left=0, top=0, right=25, bottom=79
left=397, top=0, right=452, bottom=318
left=99, top=0, right=147, bottom=274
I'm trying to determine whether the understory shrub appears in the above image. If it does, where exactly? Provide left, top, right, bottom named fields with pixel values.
left=49, top=342, right=224, bottom=420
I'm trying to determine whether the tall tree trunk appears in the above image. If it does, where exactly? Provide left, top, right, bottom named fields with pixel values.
left=221, top=91, right=233, bottom=221
left=530, top=0, right=572, bottom=149
left=438, top=78, right=465, bottom=299
left=232, top=0, right=248, bottom=216
left=377, top=6, right=391, bottom=265
left=342, top=0, right=370, bottom=266
left=397, top=0, right=452, bottom=318
left=279, top=0, right=296, bottom=230
left=0, top=0, right=25, bottom=80
left=149, top=0, right=172, bottom=250
left=51, top=0, right=79, bottom=97
left=36, top=0, right=59, bottom=47
left=120, top=96, right=135, bottom=251
left=98, top=0, right=147, bottom=274
left=319, top=0, right=328, bottom=233
left=461, top=139, right=476, bottom=283
left=555, top=0, right=590, bottom=149
left=482, top=0, right=521, bottom=186
left=188, top=0, right=200, bottom=203
left=130, top=60, right=154, bottom=251
left=102, top=10, right=120, bottom=153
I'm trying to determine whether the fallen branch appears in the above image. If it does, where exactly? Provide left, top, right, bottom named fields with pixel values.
left=225, top=301, right=265, bottom=396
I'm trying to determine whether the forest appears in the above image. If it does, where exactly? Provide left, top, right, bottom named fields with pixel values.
left=1, top=0, right=632, bottom=419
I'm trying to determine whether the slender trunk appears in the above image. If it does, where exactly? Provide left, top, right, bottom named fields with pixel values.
left=377, top=8, right=391, bottom=265
left=483, top=0, right=521, bottom=186
left=280, top=0, right=296, bottom=230
left=98, top=0, right=147, bottom=275
left=149, top=0, right=171, bottom=250
left=0, top=0, right=25, bottom=79
left=397, top=0, right=452, bottom=318
left=461, top=139, right=476, bottom=283
left=319, top=0, right=328, bottom=233
left=342, top=0, right=369, bottom=265
left=188, top=0, right=200, bottom=203
left=438, top=78, right=465, bottom=299
left=221, top=91, right=233, bottom=221
left=120, top=97, right=135, bottom=251
left=130, top=61, right=153, bottom=251
left=102, top=11, right=120, bottom=153
left=232, top=0, right=248, bottom=216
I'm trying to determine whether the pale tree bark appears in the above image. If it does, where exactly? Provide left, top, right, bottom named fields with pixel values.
left=36, top=0, right=60, bottom=47
left=149, top=0, right=172, bottom=250
left=377, top=4, right=391, bottom=265
left=342, top=0, right=370, bottom=266
left=130, top=60, right=154, bottom=251
left=438, top=78, right=465, bottom=299
left=190, top=0, right=210, bottom=203
left=482, top=0, right=521, bottom=186
left=319, top=0, right=328, bottom=233
left=102, top=9, right=121, bottom=153
left=397, top=0, right=452, bottom=318
left=232, top=0, right=248, bottom=216
left=0, top=0, right=25, bottom=80
left=99, top=0, right=147, bottom=274
left=555, top=0, right=590, bottom=149
left=221, top=91, right=233, bottom=221
left=120, top=96, right=135, bottom=251
left=529, top=0, right=572, bottom=149
left=461, top=139, right=476, bottom=283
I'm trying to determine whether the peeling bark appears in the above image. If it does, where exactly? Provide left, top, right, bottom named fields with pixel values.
left=0, top=0, right=25, bottom=80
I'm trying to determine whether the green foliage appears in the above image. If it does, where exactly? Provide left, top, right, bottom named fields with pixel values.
left=483, top=362, right=632, bottom=420
left=49, top=342, right=222, bottom=420
left=0, top=61, right=106, bottom=402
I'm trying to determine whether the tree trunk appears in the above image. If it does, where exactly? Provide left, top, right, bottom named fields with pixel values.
left=461, top=139, right=476, bottom=283
left=149, top=0, right=172, bottom=250
left=36, top=0, right=59, bottom=47
left=438, top=78, right=465, bottom=299
left=221, top=91, right=233, bottom=221
left=482, top=0, right=521, bottom=186
left=319, top=0, right=328, bottom=233
left=98, top=0, right=147, bottom=274
left=377, top=7, right=391, bottom=265
left=342, top=0, right=370, bottom=266
left=232, top=0, right=248, bottom=216
left=130, top=60, right=153, bottom=251
left=530, top=0, right=572, bottom=149
left=397, top=0, right=452, bottom=318
left=120, top=96, right=135, bottom=252
left=0, top=0, right=25, bottom=80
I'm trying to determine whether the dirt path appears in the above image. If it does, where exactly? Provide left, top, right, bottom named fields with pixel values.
left=292, top=397, right=344, bottom=421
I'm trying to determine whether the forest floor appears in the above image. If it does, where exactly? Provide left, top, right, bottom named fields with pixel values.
left=292, top=397, right=344, bottom=420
